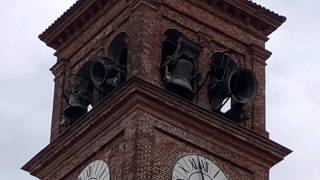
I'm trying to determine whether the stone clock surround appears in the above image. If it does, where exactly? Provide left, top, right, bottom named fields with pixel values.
left=22, top=78, right=291, bottom=180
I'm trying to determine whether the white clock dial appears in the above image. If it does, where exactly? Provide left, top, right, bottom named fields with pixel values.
left=77, top=160, right=110, bottom=180
left=172, top=154, right=227, bottom=180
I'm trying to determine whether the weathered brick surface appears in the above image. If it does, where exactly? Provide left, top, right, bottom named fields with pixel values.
left=23, top=0, right=290, bottom=179
left=61, top=115, right=135, bottom=180
left=23, top=77, right=290, bottom=180
left=49, top=0, right=274, bottom=139
left=44, top=109, right=270, bottom=180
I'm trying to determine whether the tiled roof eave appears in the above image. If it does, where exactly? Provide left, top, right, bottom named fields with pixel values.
left=39, top=0, right=286, bottom=48
left=241, top=0, right=286, bottom=23
left=39, top=0, right=86, bottom=41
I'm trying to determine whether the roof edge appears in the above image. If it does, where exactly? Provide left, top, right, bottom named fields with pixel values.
left=39, top=0, right=286, bottom=49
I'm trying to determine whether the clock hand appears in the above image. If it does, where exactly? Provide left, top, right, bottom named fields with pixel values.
left=213, top=170, right=221, bottom=178
left=197, top=155, right=205, bottom=180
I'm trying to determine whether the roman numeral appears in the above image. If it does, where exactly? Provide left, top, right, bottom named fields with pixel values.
left=178, top=164, right=190, bottom=176
left=86, top=165, right=92, bottom=178
left=188, top=158, right=198, bottom=170
left=200, top=159, right=209, bottom=173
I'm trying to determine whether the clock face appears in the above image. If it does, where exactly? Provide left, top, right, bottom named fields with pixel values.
left=172, top=154, right=227, bottom=180
left=77, top=160, right=110, bottom=180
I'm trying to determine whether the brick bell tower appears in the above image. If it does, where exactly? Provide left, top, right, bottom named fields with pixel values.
left=23, top=0, right=291, bottom=179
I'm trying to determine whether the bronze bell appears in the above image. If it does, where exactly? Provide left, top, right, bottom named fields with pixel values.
left=208, top=52, right=238, bottom=110
left=90, top=57, right=118, bottom=85
left=63, top=94, right=88, bottom=122
left=162, top=36, right=201, bottom=99
left=165, top=58, right=194, bottom=99
left=228, top=69, right=257, bottom=104
left=90, top=57, right=122, bottom=94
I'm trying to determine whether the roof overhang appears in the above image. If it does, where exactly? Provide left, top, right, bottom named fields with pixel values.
left=39, top=0, right=286, bottom=50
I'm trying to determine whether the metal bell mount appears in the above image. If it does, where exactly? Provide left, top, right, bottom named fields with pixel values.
left=162, top=36, right=201, bottom=99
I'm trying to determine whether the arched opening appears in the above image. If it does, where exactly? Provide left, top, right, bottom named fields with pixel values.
left=161, top=29, right=183, bottom=65
left=207, top=52, right=257, bottom=122
left=107, top=32, right=128, bottom=78
left=61, top=61, right=94, bottom=127
left=161, top=29, right=201, bottom=100
left=88, top=33, right=128, bottom=100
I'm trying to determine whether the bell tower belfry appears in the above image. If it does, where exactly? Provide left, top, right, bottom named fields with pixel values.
left=23, top=0, right=291, bottom=179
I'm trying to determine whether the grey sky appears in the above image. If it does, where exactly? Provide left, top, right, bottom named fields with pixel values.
left=0, top=0, right=318, bottom=179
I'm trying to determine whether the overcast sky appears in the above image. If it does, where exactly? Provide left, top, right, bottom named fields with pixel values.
left=0, top=0, right=319, bottom=179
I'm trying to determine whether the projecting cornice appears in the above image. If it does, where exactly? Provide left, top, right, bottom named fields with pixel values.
left=22, top=77, right=291, bottom=178
left=39, top=0, right=112, bottom=50
left=39, top=0, right=286, bottom=50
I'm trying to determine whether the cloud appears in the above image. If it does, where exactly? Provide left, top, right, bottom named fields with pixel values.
left=1, top=0, right=319, bottom=179
left=0, top=1, right=74, bottom=179
left=254, top=0, right=320, bottom=179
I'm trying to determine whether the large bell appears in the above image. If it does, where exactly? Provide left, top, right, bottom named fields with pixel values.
left=63, top=94, right=88, bottom=122
left=207, top=52, right=238, bottom=110
left=228, top=69, right=257, bottom=104
left=165, top=59, right=194, bottom=99
left=90, top=57, right=121, bottom=93
left=90, top=57, right=118, bottom=85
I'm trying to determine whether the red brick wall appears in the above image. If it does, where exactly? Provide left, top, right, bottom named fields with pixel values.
left=43, top=108, right=271, bottom=180
left=50, top=0, right=271, bottom=142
